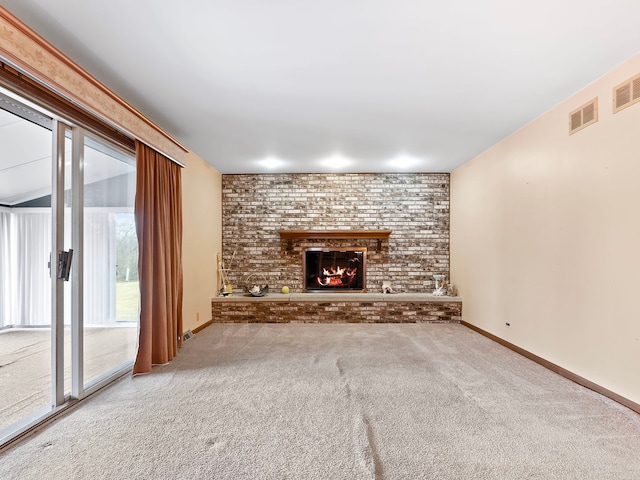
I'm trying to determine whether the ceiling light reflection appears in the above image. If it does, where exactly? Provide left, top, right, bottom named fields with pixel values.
left=318, top=153, right=353, bottom=170
left=257, top=156, right=286, bottom=169
left=387, top=153, right=422, bottom=170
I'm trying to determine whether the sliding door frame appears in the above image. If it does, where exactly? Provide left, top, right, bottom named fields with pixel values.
left=51, top=120, right=66, bottom=407
left=71, top=126, right=84, bottom=400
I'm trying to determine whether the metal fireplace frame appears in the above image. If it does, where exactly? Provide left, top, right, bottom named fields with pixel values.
left=302, top=247, right=367, bottom=293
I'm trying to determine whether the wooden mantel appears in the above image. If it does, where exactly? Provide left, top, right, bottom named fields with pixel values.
left=278, top=229, right=392, bottom=251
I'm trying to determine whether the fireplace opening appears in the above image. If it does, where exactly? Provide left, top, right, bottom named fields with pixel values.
left=303, top=248, right=366, bottom=292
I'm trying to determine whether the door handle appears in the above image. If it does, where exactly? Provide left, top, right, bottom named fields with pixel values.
left=56, top=249, right=73, bottom=281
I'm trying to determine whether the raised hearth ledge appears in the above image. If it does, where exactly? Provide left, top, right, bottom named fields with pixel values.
left=211, top=292, right=462, bottom=303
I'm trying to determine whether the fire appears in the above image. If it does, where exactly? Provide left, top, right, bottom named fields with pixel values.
left=317, top=265, right=358, bottom=287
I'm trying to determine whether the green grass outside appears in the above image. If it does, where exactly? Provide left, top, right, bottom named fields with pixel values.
left=116, top=281, right=139, bottom=321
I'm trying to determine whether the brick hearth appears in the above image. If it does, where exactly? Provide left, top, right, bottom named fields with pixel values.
left=211, top=293, right=462, bottom=323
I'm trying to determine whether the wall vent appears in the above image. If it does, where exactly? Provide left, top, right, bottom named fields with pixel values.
left=569, top=97, right=598, bottom=135
left=613, top=73, right=640, bottom=113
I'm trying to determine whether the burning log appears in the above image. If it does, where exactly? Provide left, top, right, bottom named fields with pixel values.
left=317, top=266, right=357, bottom=287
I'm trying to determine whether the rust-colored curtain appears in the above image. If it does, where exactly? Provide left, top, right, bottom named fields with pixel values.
left=133, top=141, right=183, bottom=375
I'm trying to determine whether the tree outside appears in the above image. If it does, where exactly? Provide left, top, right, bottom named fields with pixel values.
left=116, top=213, right=138, bottom=283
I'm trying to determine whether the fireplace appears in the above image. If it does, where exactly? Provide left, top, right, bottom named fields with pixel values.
left=303, top=247, right=366, bottom=292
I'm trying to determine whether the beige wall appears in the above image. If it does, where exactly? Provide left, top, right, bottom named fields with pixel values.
left=182, top=152, right=222, bottom=332
left=451, top=54, right=640, bottom=405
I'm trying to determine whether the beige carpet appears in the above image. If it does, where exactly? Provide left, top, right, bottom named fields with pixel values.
left=1, top=323, right=639, bottom=479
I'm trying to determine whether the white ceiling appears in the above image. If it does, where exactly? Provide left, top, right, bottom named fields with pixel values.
left=2, top=0, right=640, bottom=174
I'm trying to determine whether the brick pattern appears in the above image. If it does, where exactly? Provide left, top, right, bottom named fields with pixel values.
left=222, top=173, right=450, bottom=293
left=211, top=301, right=462, bottom=324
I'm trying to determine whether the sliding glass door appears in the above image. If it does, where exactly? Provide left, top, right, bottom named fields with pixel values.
left=0, top=89, right=138, bottom=443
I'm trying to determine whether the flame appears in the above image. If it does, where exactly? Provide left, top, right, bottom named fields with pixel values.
left=322, top=266, right=347, bottom=276
left=317, top=265, right=358, bottom=287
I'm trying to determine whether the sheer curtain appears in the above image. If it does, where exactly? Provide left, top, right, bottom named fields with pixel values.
left=0, top=210, right=52, bottom=327
left=133, top=141, right=183, bottom=375
left=14, top=211, right=52, bottom=326
left=0, top=209, right=11, bottom=327
left=83, top=210, right=117, bottom=325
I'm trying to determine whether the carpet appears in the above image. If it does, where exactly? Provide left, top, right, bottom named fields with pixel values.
left=1, top=323, right=639, bottom=479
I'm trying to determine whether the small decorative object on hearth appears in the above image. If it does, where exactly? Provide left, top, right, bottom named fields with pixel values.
left=217, top=251, right=236, bottom=296
left=446, top=283, right=456, bottom=296
left=433, top=275, right=446, bottom=296
left=245, top=274, right=269, bottom=297
left=281, top=286, right=290, bottom=294
left=382, top=281, right=398, bottom=294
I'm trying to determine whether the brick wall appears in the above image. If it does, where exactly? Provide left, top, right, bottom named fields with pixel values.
left=222, top=173, right=449, bottom=293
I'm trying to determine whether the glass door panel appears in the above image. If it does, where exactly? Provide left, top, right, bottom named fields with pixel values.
left=0, top=98, right=55, bottom=433
left=82, top=134, right=137, bottom=387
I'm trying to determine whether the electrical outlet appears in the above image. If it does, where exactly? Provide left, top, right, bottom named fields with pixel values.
left=196, top=312, right=200, bottom=322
